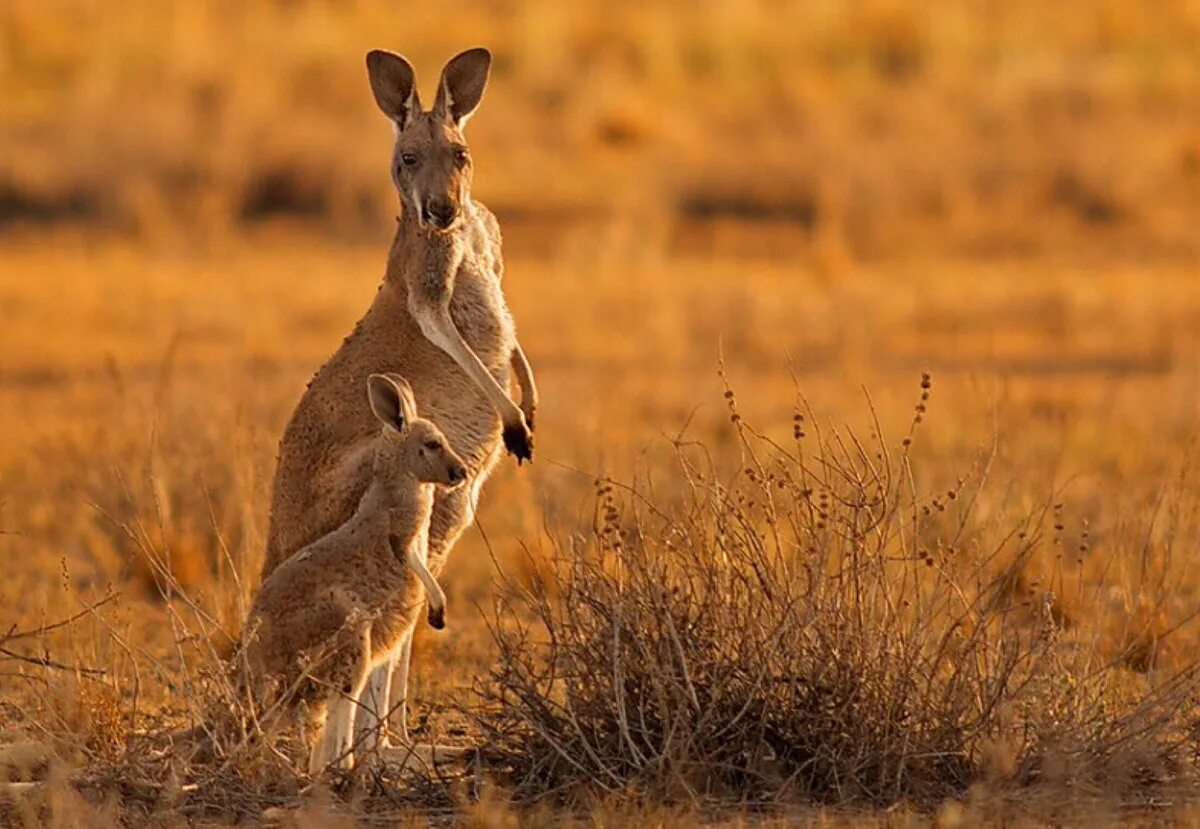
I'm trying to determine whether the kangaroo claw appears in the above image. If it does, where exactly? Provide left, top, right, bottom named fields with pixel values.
left=427, top=604, right=445, bottom=630
left=502, top=421, right=533, bottom=464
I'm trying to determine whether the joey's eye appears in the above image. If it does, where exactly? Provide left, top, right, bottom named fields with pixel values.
left=453, top=148, right=469, bottom=166
left=424, top=440, right=442, bottom=451
left=401, top=152, right=419, bottom=167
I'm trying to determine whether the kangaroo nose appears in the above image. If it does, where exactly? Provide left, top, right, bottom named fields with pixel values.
left=423, top=201, right=457, bottom=229
left=448, top=465, right=467, bottom=486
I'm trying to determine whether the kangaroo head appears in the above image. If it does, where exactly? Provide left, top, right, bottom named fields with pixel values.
left=367, top=373, right=468, bottom=489
left=366, top=48, right=491, bottom=233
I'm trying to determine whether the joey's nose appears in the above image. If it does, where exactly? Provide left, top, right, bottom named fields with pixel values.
left=448, top=465, right=467, bottom=486
left=423, top=201, right=457, bottom=229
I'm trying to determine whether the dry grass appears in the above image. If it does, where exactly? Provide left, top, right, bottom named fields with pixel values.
left=2, top=0, right=1200, bottom=825
left=472, top=378, right=1200, bottom=811
left=1, top=234, right=1199, bottom=825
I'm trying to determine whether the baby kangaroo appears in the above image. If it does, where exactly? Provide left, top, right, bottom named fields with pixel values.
left=240, top=373, right=467, bottom=775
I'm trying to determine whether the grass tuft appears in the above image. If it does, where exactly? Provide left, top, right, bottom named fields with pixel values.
left=470, top=378, right=1200, bottom=810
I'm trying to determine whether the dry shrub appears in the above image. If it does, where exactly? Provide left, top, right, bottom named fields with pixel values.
left=471, top=376, right=1200, bottom=810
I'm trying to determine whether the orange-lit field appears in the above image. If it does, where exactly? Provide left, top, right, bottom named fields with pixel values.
left=2, top=2, right=1200, bottom=826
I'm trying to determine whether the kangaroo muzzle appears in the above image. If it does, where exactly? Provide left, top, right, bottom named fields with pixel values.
left=422, top=200, right=458, bottom=230
left=445, top=463, right=468, bottom=487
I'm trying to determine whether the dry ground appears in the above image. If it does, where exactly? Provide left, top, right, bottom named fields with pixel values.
left=1, top=0, right=1200, bottom=825
left=1, top=229, right=1198, bottom=825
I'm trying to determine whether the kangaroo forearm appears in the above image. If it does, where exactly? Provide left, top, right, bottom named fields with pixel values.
left=405, top=546, right=445, bottom=610
left=407, top=535, right=447, bottom=629
left=510, top=342, right=537, bottom=413
left=410, top=304, right=522, bottom=423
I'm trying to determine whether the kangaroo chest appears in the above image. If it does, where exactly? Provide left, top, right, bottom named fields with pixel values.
left=446, top=257, right=515, bottom=369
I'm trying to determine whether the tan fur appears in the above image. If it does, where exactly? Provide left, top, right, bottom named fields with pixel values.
left=260, top=47, right=536, bottom=754
left=242, top=375, right=467, bottom=775
left=263, top=206, right=519, bottom=575
left=263, top=48, right=533, bottom=581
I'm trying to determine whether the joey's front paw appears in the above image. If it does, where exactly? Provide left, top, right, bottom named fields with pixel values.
left=502, top=418, right=534, bottom=464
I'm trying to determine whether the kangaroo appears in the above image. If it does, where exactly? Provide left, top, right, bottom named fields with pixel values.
left=260, top=47, right=536, bottom=758
left=241, top=374, right=467, bottom=775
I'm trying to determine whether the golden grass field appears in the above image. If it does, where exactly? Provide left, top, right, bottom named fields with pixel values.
left=2, top=0, right=1200, bottom=825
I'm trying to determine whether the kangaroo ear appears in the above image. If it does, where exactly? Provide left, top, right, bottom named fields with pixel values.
left=366, top=50, right=421, bottom=129
left=367, top=373, right=414, bottom=433
left=433, top=47, right=491, bottom=129
left=383, top=372, right=418, bottom=426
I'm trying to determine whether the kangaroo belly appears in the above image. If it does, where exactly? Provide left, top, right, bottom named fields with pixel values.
left=369, top=580, right=424, bottom=659
left=266, top=262, right=515, bottom=572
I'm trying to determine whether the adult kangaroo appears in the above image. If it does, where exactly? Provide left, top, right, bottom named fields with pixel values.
left=260, top=47, right=536, bottom=761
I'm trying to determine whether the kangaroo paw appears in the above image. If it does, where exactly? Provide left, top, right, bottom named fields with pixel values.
left=427, top=604, right=445, bottom=630
left=502, top=421, right=533, bottom=464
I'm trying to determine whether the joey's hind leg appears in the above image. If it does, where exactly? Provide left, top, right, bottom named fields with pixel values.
left=355, top=648, right=400, bottom=755
left=311, top=693, right=359, bottom=775
left=308, top=628, right=370, bottom=775
left=384, top=624, right=416, bottom=742
left=302, top=700, right=326, bottom=776
left=355, top=620, right=418, bottom=761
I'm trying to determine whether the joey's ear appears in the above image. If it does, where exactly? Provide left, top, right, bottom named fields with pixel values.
left=383, top=372, right=418, bottom=426
left=366, top=50, right=421, bottom=129
left=367, top=373, right=413, bottom=433
left=433, top=47, right=491, bottom=129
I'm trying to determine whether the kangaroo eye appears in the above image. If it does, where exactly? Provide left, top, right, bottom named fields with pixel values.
left=453, top=149, right=469, bottom=166
left=424, top=440, right=441, bottom=451
left=401, top=152, right=419, bottom=167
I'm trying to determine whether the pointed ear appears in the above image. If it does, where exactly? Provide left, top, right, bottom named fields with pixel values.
left=367, top=373, right=416, bottom=433
left=433, top=47, right=491, bottom=129
left=366, top=50, right=421, bottom=129
left=383, top=372, right=418, bottom=425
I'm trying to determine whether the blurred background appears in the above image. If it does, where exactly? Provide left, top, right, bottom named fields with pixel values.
left=4, top=0, right=1199, bottom=253
left=0, top=0, right=1199, bottom=715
